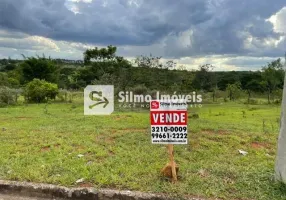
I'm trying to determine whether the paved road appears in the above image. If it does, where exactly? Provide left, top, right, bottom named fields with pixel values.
left=0, top=194, right=65, bottom=200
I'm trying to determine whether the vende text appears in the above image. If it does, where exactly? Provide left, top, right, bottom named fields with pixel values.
left=150, top=111, right=187, bottom=125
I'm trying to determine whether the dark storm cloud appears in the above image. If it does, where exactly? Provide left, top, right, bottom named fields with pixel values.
left=164, top=0, right=286, bottom=57
left=0, top=0, right=285, bottom=57
left=0, top=0, right=212, bottom=45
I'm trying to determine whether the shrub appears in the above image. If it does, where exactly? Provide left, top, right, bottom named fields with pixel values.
left=57, top=89, right=69, bottom=102
left=24, top=79, right=59, bottom=103
left=0, top=86, right=17, bottom=105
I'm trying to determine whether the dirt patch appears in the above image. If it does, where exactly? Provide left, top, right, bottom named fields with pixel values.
left=110, top=129, right=117, bottom=134
left=40, top=145, right=50, bottom=152
left=251, top=142, right=270, bottom=149
left=104, top=137, right=115, bottom=144
left=78, top=182, right=93, bottom=187
left=201, top=131, right=214, bottom=135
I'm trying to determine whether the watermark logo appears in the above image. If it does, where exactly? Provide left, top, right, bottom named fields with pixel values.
left=84, top=85, right=114, bottom=115
left=151, top=101, right=160, bottom=109
left=84, top=85, right=202, bottom=115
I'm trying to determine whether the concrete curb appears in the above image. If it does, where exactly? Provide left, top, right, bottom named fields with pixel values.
left=0, top=180, right=205, bottom=200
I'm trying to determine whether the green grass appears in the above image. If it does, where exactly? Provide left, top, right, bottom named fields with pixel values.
left=0, top=101, right=285, bottom=200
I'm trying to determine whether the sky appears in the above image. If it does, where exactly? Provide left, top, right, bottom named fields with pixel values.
left=0, top=0, right=285, bottom=71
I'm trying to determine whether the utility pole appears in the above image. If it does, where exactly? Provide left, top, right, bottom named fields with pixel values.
left=275, top=52, right=286, bottom=182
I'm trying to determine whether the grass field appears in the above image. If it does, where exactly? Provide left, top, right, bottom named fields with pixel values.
left=0, top=101, right=285, bottom=200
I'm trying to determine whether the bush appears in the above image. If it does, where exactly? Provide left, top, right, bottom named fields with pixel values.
left=24, top=79, right=59, bottom=103
left=0, top=86, right=17, bottom=105
left=57, top=89, right=69, bottom=102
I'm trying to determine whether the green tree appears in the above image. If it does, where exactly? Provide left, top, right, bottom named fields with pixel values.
left=226, top=82, right=242, bottom=101
left=192, top=64, right=216, bottom=93
left=134, top=54, right=163, bottom=68
left=24, top=79, right=59, bottom=103
left=84, top=45, right=117, bottom=64
left=20, top=56, right=59, bottom=84
left=262, top=58, right=284, bottom=104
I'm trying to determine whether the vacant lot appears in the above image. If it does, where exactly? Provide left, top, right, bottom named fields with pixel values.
left=0, top=102, right=285, bottom=200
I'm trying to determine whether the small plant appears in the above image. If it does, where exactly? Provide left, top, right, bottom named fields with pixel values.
left=43, top=103, right=49, bottom=114
left=242, top=110, right=246, bottom=118
left=58, top=89, right=69, bottom=102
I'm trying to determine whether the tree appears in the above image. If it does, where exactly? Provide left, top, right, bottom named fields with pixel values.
left=244, top=80, right=258, bottom=103
left=226, top=82, right=242, bottom=101
left=262, top=58, right=284, bottom=104
left=275, top=54, right=286, bottom=183
left=24, top=79, right=59, bottom=103
left=134, top=54, right=163, bottom=68
left=164, top=60, right=176, bottom=69
left=192, top=64, right=216, bottom=93
left=20, top=56, right=59, bottom=84
left=217, top=71, right=240, bottom=90
left=84, top=45, right=117, bottom=64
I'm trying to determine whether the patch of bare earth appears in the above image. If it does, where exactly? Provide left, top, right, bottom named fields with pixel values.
left=251, top=142, right=270, bottom=149
left=40, top=145, right=50, bottom=152
left=78, top=182, right=93, bottom=187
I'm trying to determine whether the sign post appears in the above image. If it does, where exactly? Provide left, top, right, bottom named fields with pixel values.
left=150, top=100, right=188, bottom=182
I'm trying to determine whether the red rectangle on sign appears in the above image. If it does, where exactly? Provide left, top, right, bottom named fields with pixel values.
left=150, top=111, right=188, bottom=125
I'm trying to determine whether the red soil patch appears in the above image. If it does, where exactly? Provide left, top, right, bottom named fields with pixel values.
left=78, top=182, right=93, bottom=187
left=40, top=145, right=51, bottom=152
left=251, top=142, right=270, bottom=149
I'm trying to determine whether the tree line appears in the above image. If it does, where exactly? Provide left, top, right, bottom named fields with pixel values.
left=0, top=46, right=285, bottom=104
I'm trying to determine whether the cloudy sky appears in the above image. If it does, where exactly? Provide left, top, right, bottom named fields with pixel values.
left=0, top=0, right=285, bottom=71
